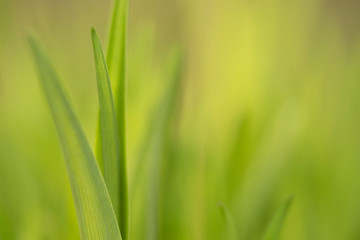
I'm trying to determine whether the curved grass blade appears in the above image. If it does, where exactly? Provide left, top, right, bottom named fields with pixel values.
left=29, top=36, right=122, bottom=240
left=219, top=203, right=239, bottom=240
left=91, top=28, right=122, bottom=225
left=262, top=197, right=293, bottom=240
left=95, top=0, right=129, bottom=238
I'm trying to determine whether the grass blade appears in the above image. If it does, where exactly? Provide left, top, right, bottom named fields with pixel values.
left=262, top=197, right=292, bottom=240
left=107, top=0, right=129, bottom=79
left=95, top=0, right=129, bottom=238
left=131, top=49, right=183, bottom=194
left=219, top=203, right=239, bottom=240
left=91, top=28, right=122, bottom=225
left=148, top=50, right=183, bottom=240
left=29, top=36, right=122, bottom=240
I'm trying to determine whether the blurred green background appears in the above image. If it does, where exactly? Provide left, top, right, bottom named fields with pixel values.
left=1, top=0, right=360, bottom=239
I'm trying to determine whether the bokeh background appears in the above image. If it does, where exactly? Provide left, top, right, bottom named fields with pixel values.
left=1, top=0, right=360, bottom=239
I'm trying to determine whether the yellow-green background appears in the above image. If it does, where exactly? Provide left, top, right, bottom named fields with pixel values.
left=1, top=0, right=360, bottom=239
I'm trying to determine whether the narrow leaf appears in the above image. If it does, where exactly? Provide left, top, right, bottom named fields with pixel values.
left=106, top=0, right=129, bottom=81
left=219, top=203, right=239, bottom=240
left=95, top=0, right=130, bottom=238
left=262, top=197, right=293, bottom=240
left=91, top=28, right=122, bottom=224
left=131, top=49, right=184, bottom=194
left=146, top=50, right=183, bottom=240
left=29, top=36, right=122, bottom=240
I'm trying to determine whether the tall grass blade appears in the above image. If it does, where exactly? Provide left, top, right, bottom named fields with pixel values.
left=233, top=105, right=302, bottom=239
left=29, top=36, right=122, bottom=240
left=95, top=0, right=129, bottom=238
left=131, top=49, right=183, bottom=194
left=148, top=50, right=183, bottom=240
left=219, top=203, right=239, bottom=240
left=262, top=197, right=292, bottom=240
left=91, top=28, right=122, bottom=225
left=107, top=0, right=129, bottom=79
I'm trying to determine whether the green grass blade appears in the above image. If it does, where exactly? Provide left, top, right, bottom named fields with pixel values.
left=106, top=0, right=129, bottom=80
left=91, top=28, right=122, bottom=225
left=262, top=197, right=293, bottom=240
left=95, top=0, right=129, bottom=176
left=148, top=50, right=183, bottom=240
left=95, top=115, right=104, bottom=173
left=95, top=0, right=130, bottom=238
left=29, top=36, right=122, bottom=240
left=131, top=49, right=183, bottom=194
left=219, top=203, right=239, bottom=240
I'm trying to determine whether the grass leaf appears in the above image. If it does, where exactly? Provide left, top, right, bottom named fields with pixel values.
left=262, top=197, right=293, bottom=240
left=95, top=0, right=129, bottom=238
left=219, top=203, right=239, bottom=240
left=131, top=49, right=184, bottom=194
left=91, top=28, right=122, bottom=226
left=29, top=36, right=122, bottom=240
left=147, top=49, right=183, bottom=239
left=106, top=0, right=129, bottom=79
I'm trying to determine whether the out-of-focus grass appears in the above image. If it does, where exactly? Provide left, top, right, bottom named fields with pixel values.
left=262, top=197, right=292, bottom=240
left=1, top=0, right=360, bottom=239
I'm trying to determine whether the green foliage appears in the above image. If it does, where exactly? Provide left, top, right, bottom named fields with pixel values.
left=262, top=197, right=292, bottom=240
left=1, top=0, right=358, bottom=239
left=91, top=28, right=122, bottom=226
left=29, top=36, right=122, bottom=240
left=95, top=0, right=129, bottom=238
left=219, top=203, right=239, bottom=240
